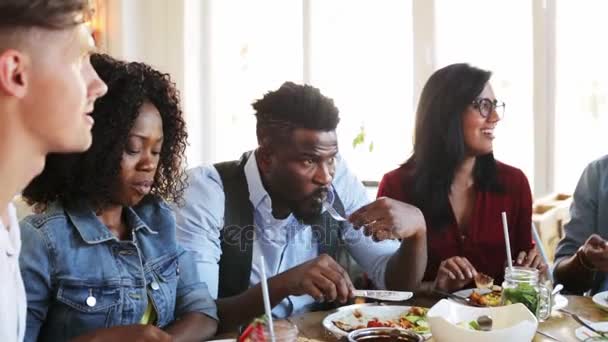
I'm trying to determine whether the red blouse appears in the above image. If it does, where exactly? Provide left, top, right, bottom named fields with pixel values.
left=377, top=160, right=534, bottom=285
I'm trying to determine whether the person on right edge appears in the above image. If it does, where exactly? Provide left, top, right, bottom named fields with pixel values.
left=553, top=156, right=608, bottom=295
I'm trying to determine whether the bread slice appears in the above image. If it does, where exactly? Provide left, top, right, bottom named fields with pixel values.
left=474, top=272, right=494, bottom=289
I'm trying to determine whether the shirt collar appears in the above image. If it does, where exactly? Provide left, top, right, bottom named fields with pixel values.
left=243, top=152, right=271, bottom=210
left=65, top=202, right=157, bottom=244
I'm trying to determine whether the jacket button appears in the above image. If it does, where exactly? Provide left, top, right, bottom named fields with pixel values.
left=86, top=296, right=97, bottom=307
left=150, top=281, right=160, bottom=291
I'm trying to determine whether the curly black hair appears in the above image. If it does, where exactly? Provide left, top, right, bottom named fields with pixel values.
left=23, top=53, right=188, bottom=209
left=253, top=81, right=340, bottom=146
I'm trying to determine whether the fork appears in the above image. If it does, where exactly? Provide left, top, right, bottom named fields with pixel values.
left=323, top=201, right=401, bottom=239
left=322, top=201, right=347, bottom=221
left=573, top=314, right=608, bottom=337
left=560, top=309, right=608, bottom=336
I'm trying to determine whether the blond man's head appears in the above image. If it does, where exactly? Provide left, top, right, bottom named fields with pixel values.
left=0, top=0, right=107, bottom=153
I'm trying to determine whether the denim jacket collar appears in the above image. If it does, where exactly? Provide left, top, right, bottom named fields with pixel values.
left=64, top=201, right=158, bottom=244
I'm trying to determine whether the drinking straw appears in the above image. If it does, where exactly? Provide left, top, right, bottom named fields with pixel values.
left=259, top=256, right=276, bottom=342
left=531, top=222, right=554, bottom=282
left=502, top=211, right=513, bottom=271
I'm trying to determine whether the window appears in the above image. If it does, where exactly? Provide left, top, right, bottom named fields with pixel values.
left=180, top=0, right=599, bottom=196
left=554, top=0, right=608, bottom=192
left=186, top=0, right=413, bottom=180
left=199, top=0, right=303, bottom=163
left=309, top=0, right=413, bottom=181
left=435, top=0, right=534, bottom=187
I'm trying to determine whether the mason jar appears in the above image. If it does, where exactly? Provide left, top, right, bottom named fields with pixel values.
left=501, top=266, right=552, bottom=321
left=247, top=319, right=299, bottom=342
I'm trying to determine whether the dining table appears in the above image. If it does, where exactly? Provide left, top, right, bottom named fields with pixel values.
left=282, top=295, right=608, bottom=342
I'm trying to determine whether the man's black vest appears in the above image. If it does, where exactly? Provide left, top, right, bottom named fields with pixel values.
left=214, top=152, right=348, bottom=299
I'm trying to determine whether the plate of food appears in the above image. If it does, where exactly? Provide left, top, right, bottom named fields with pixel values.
left=453, top=287, right=568, bottom=311
left=453, top=287, right=503, bottom=307
left=592, top=290, right=608, bottom=311
left=449, top=273, right=504, bottom=307
left=322, top=303, right=431, bottom=338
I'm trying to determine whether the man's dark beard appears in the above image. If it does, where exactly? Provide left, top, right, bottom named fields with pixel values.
left=290, top=188, right=328, bottom=225
left=292, top=202, right=322, bottom=224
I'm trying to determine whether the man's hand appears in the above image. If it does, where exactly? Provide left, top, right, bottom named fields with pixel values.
left=278, top=254, right=354, bottom=303
left=348, top=197, right=426, bottom=241
left=70, top=325, right=172, bottom=342
left=580, top=234, right=608, bottom=272
left=433, top=256, right=477, bottom=292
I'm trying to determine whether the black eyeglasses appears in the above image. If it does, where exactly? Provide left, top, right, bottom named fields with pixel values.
left=471, top=98, right=505, bottom=119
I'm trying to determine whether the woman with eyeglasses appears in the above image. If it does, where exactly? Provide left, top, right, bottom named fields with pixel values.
left=377, top=63, right=546, bottom=292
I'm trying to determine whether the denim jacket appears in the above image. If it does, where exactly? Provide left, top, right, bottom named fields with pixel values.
left=19, top=197, right=218, bottom=342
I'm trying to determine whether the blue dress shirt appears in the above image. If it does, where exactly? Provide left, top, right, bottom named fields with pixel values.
left=554, top=155, right=608, bottom=294
left=175, top=152, right=400, bottom=317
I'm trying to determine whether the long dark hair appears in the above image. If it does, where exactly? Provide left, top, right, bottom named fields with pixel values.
left=406, top=63, right=503, bottom=228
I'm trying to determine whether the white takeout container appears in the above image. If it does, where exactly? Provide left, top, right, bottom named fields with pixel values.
left=427, top=299, right=537, bottom=342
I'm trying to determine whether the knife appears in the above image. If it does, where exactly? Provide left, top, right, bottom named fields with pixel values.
left=536, top=330, right=563, bottom=341
left=351, top=289, right=413, bottom=301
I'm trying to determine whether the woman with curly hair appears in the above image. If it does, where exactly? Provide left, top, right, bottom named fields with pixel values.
left=19, top=54, right=218, bottom=342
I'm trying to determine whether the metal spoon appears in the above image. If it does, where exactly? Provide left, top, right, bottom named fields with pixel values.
left=551, top=284, right=563, bottom=296
left=476, top=315, right=493, bottom=331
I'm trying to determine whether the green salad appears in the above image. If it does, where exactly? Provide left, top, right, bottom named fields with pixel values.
left=400, top=307, right=430, bottom=334
left=502, top=283, right=539, bottom=314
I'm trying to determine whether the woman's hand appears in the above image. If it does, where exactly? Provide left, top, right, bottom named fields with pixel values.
left=515, top=246, right=548, bottom=274
left=433, top=256, right=477, bottom=292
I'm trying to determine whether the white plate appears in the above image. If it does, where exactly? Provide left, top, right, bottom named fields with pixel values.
left=593, top=291, right=608, bottom=310
left=453, top=288, right=491, bottom=298
left=575, top=322, right=608, bottom=341
left=322, top=303, right=431, bottom=338
left=452, top=288, right=568, bottom=311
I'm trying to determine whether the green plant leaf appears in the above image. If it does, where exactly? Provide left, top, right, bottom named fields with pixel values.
left=352, top=126, right=366, bottom=149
